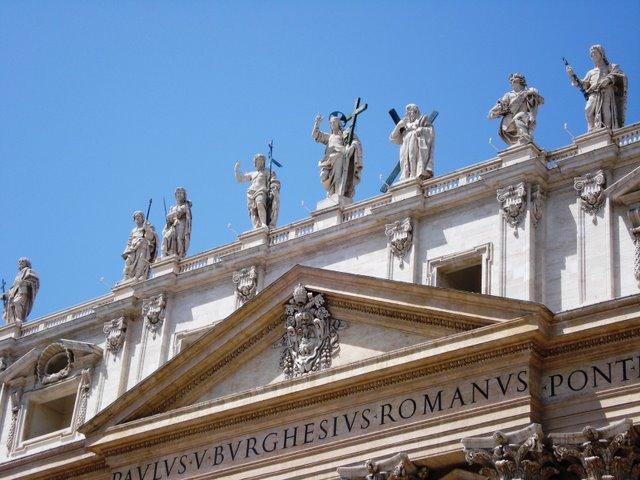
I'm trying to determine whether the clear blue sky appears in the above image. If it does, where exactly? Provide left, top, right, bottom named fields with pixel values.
left=1, top=1, right=639, bottom=321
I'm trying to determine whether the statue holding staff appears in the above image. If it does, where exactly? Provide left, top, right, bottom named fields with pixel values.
left=161, top=187, right=192, bottom=258
left=389, top=103, right=435, bottom=181
left=234, top=153, right=281, bottom=229
left=565, top=44, right=627, bottom=132
left=2, top=258, right=39, bottom=325
left=121, top=210, right=157, bottom=281
left=488, top=73, right=544, bottom=147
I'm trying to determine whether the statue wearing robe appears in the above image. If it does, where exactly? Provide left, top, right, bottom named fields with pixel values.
left=488, top=73, right=544, bottom=146
left=389, top=104, right=435, bottom=181
left=2, top=258, right=39, bottom=325
left=312, top=113, right=363, bottom=199
left=234, top=154, right=280, bottom=229
left=162, top=187, right=192, bottom=258
left=122, top=211, right=157, bottom=281
left=566, top=44, right=627, bottom=132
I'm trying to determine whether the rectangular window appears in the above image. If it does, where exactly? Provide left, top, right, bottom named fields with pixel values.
left=426, top=243, right=492, bottom=294
left=23, top=392, right=76, bottom=441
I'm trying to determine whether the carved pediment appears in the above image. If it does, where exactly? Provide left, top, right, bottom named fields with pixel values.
left=605, top=164, right=640, bottom=206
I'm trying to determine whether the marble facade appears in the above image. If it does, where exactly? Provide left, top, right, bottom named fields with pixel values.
left=1, top=117, right=640, bottom=478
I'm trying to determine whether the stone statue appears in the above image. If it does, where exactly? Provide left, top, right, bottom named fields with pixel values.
left=161, top=187, right=192, bottom=258
left=2, top=258, right=39, bottom=325
left=565, top=44, right=627, bottom=132
left=121, top=211, right=157, bottom=281
left=389, top=104, right=435, bottom=180
left=488, top=73, right=544, bottom=146
left=234, top=154, right=281, bottom=229
left=312, top=112, right=363, bottom=199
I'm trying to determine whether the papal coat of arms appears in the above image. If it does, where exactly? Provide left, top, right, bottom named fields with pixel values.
left=279, top=284, right=340, bottom=379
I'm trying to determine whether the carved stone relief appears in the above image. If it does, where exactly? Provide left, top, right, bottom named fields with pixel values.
left=628, top=207, right=640, bottom=283
left=233, top=266, right=259, bottom=306
left=463, top=424, right=558, bottom=480
left=551, top=419, right=640, bottom=480
left=497, top=182, right=527, bottom=231
left=6, top=387, right=22, bottom=450
left=74, top=368, right=92, bottom=429
left=385, top=217, right=413, bottom=267
left=337, top=452, right=429, bottom=480
left=0, top=356, right=7, bottom=372
left=103, top=317, right=127, bottom=354
left=574, top=170, right=607, bottom=216
left=37, top=343, right=73, bottom=385
left=142, top=293, right=167, bottom=338
left=531, top=184, right=545, bottom=227
left=279, top=284, right=340, bottom=379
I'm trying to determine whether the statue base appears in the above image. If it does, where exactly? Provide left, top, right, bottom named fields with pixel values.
left=316, top=194, right=353, bottom=211
left=498, top=142, right=543, bottom=167
left=389, top=178, right=423, bottom=202
left=575, top=127, right=613, bottom=155
left=150, top=255, right=180, bottom=279
left=238, top=226, right=269, bottom=249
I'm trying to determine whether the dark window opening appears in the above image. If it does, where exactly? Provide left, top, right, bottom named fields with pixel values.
left=438, top=263, right=482, bottom=293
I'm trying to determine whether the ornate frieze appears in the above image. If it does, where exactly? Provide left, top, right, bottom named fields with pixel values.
left=37, top=342, right=73, bottom=385
left=531, top=184, right=545, bottom=227
left=574, top=170, right=606, bottom=216
left=337, top=452, right=429, bottom=480
left=233, top=266, right=259, bottom=305
left=462, top=423, right=559, bottom=480
left=551, top=419, right=640, bottom=480
left=497, top=182, right=527, bottom=230
left=628, top=207, right=640, bottom=282
left=103, top=317, right=127, bottom=354
left=142, top=293, right=167, bottom=338
left=279, top=284, right=340, bottom=379
left=75, top=368, right=92, bottom=428
left=385, top=217, right=413, bottom=266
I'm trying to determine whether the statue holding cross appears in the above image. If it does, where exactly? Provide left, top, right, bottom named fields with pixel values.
left=312, top=98, right=367, bottom=200
left=389, top=103, right=436, bottom=182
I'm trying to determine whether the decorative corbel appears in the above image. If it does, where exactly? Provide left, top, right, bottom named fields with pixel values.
left=385, top=217, right=413, bottom=267
left=497, top=182, right=527, bottom=232
left=233, top=266, right=259, bottom=306
left=574, top=169, right=606, bottom=217
left=627, top=207, right=640, bottom=283
left=142, top=293, right=167, bottom=338
left=531, top=184, right=545, bottom=227
left=103, top=317, right=127, bottom=354
left=6, top=387, right=23, bottom=451
left=74, top=368, right=92, bottom=428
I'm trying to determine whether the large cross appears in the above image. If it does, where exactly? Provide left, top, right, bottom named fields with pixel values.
left=380, top=108, right=438, bottom=193
left=340, top=97, right=368, bottom=196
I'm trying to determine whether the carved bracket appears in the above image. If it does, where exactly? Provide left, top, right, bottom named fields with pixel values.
left=337, top=452, right=428, bottom=480
left=628, top=207, right=640, bottom=283
left=233, top=266, right=259, bottom=306
left=6, top=387, right=22, bottom=451
left=103, top=317, right=127, bottom=354
left=497, top=182, right=527, bottom=231
left=279, top=284, right=340, bottom=379
left=574, top=169, right=607, bottom=216
left=385, top=217, right=413, bottom=267
left=74, top=368, right=92, bottom=428
left=143, top=293, right=167, bottom=338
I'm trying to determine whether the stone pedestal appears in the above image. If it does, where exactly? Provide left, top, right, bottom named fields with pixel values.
left=388, top=178, right=423, bottom=202
left=238, top=227, right=269, bottom=250
left=498, top=142, right=543, bottom=167
left=111, top=280, right=136, bottom=302
left=150, top=255, right=180, bottom=279
left=316, top=193, right=352, bottom=210
left=575, top=127, right=613, bottom=154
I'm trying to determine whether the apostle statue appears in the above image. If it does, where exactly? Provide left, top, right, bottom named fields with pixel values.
left=312, top=112, right=363, bottom=200
left=234, top=154, right=280, bottom=229
left=389, top=104, right=435, bottom=181
left=2, top=258, right=39, bottom=325
left=565, top=44, right=627, bottom=132
left=488, top=73, right=544, bottom=147
left=161, top=187, right=192, bottom=258
left=121, top=211, right=157, bottom=281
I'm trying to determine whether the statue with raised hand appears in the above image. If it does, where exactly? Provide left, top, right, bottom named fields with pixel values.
left=2, top=258, right=39, bottom=325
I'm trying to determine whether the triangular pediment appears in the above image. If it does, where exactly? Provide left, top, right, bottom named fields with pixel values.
left=80, top=266, right=550, bottom=448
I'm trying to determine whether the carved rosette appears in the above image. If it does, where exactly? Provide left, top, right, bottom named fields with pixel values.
left=462, top=424, right=559, bottom=480
left=531, top=184, right=545, bottom=227
left=142, top=293, right=167, bottom=338
left=551, top=419, right=640, bottom=480
left=103, top=317, right=127, bottom=354
left=37, top=343, right=73, bottom=385
left=337, top=452, right=428, bottom=480
left=74, top=368, right=92, bottom=428
left=497, top=182, right=527, bottom=230
left=574, top=170, right=606, bottom=216
left=385, top=217, right=413, bottom=267
left=628, top=207, right=640, bottom=283
left=232, top=266, right=259, bottom=305
left=6, top=388, right=22, bottom=451
left=279, top=284, right=340, bottom=379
